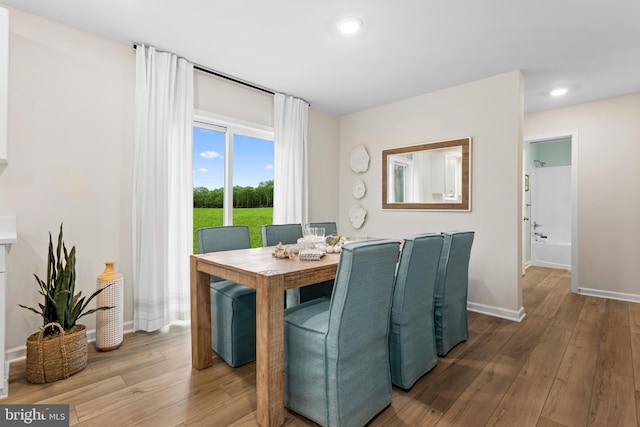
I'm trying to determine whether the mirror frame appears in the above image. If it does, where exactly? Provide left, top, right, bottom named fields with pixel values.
left=382, top=137, right=471, bottom=211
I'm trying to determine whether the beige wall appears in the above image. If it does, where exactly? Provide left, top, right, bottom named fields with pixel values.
left=339, top=71, right=525, bottom=318
left=1, top=8, right=136, bottom=349
left=524, top=93, right=640, bottom=299
left=0, top=7, right=340, bottom=351
left=307, top=108, right=340, bottom=225
left=194, top=71, right=273, bottom=126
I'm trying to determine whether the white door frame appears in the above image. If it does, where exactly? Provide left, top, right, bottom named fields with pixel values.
left=523, top=130, right=579, bottom=293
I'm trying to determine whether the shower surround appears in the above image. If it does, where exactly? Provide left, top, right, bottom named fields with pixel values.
left=531, top=164, right=571, bottom=269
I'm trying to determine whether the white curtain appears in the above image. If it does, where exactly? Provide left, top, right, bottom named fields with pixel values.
left=273, top=93, right=309, bottom=306
left=133, top=45, right=194, bottom=332
left=273, top=93, right=309, bottom=225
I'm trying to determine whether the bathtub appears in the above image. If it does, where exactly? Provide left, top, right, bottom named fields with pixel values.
left=531, top=239, right=571, bottom=270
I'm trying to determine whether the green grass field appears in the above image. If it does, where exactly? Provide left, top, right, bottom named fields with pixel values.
left=193, top=207, right=273, bottom=253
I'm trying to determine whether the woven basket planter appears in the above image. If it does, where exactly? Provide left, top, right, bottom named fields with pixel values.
left=25, top=322, right=88, bottom=384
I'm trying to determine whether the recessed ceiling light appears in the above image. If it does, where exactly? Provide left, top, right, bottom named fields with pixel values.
left=550, top=87, right=569, bottom=97
left=337, top=17, right=362, bottom=35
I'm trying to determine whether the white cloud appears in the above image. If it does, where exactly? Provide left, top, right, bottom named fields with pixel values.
left=198, top=168, right=208, bottom=173
left=264, top=164, right=273, bottom=170
left=200, top=150, right=221, bottom=159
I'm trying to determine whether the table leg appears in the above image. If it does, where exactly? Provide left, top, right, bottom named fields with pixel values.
left=255, top=274, right=285, bottom=426
left=190, top=255, right=212, bottom=370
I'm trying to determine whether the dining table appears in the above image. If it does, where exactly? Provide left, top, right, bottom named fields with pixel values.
left=190, top=245, right=340, bottom=426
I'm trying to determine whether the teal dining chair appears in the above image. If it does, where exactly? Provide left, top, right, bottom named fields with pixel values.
left=389, top=233, right=444, bottom=389
left=284, top=239, right=401, bottom=427
left=261, top=223, right=332, bottom=304
left=434, top=231, right=475, bottom=356
left=309, top=221, right=338, bottom=236
left=260, top=223, right=303, bottom=247
left=307, top=221, right=338, bottom=300
left=197, top=226, right=255, bottom=367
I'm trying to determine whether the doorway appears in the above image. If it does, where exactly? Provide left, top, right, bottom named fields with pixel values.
left=523, top=131, right=578, bottom=293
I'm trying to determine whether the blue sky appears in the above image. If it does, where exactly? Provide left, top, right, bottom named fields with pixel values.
left=193, top=127, right=274, bottom=189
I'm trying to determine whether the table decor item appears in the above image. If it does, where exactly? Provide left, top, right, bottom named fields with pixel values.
left=298, top=248, right=325, bottom=261
left=272, top=242, right=298, bottom=259
left=19, top=224, right=114, bottom=383
left=96, top=260, right=124, bottom=351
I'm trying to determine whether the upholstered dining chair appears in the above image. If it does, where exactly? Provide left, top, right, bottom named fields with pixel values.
left=261, top=223, right=332, bottom=304
left=433, top=231, right=475, bottom=356
left=197, top=226, right=255, bottom=367
left=260, top=223, right=303, bottom=247
left=389, top=233, right=444, bottom=389
left=284, top=239, right=401, bottom=427
left=307, top=221, right=338, bottom=300
left=309, top=221, right=338, bottom=236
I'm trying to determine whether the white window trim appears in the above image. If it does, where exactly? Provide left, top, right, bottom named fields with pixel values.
left=194, top=109, right=274, bottom=141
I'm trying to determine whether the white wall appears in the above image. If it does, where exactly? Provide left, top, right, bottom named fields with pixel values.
left=0, top=7, right=341, bottom=352
left=0, top=8, right=136, bottom=349
left=524, top=93, right=640, bottom=298
left=339, top=71, right=525, bottom=318
left=194, top=71, right=273, bottom=127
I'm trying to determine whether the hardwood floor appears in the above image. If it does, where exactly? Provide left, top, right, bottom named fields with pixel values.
left=4, top=267, right=639, bottom=426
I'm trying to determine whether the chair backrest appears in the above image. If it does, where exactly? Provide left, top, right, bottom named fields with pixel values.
left=261, top=224, right=303, bottom=246
left=435, top=231, right=475, bottom=303
left=309, top=221, right=338, bottom=236
left=392, top=233, right=444, bottom=326
left=325, top=239, right=400, bottom=424
left=197, top=226, right=251, bottom=282
left=389, top=233, right=444, bottom=388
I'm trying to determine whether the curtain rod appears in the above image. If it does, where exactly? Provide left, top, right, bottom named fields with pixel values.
left=194, top=64, right=275, bottom=96
left=133, top=44, right=275, bottom=96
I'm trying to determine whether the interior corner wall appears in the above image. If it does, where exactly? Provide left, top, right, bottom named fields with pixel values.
left=524, top=93, right=640, bottom=298
left=339, top=71, right=524, bottom=317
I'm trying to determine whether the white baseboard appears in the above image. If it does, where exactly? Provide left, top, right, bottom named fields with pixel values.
left=6, top=321, right=135, bottom=364
left=577, top=287, right=640, bottom=304
left=467, top=302, right=526, bottom=322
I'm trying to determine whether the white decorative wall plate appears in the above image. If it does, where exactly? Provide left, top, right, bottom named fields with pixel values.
left=349, top=204, right=367, bottom=229
left=350, top=145, right=370, bottom=173
left=352, top=179, right=366, bottom=199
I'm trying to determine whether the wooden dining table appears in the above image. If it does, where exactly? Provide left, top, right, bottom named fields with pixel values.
left=190, top=246, right=340, bottom=426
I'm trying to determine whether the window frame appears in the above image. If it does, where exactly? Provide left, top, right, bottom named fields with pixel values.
left=193, top=110, right=275, bottom=225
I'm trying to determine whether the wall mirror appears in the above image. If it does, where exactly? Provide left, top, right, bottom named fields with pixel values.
left=382, top=137, right=471, bottom=210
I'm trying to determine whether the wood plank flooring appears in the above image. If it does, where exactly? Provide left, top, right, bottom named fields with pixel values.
left=4, top=267, right=639, bottom=426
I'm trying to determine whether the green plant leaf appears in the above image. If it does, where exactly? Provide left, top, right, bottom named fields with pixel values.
left=19, top=223, right=113, bottom=332
left=17, top=304, right=43, bottom=316
left=76, top=305, right=114, bottom=320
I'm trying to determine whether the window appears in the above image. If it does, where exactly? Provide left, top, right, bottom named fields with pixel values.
left=193, top=113, right=274, bottom=250
left=388, top=156, right=413, bottom=203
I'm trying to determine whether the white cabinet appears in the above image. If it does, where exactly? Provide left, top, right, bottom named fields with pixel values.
left=0, top=7, right=8, bottom=164
left=0, top=216, right=16, bottom=399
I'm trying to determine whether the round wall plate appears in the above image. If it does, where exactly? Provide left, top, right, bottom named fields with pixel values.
left=352, top=179, right=366, bottom=199
left=349, top=204, right=367, bottom=229
left=350, top=145, right=370, bottom=173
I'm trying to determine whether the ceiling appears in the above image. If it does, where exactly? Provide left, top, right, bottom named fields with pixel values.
left=3, top=0, right=639, bottom=115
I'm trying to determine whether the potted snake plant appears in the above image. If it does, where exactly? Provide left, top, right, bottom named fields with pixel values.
left=18, top=223, right=113, bottom=383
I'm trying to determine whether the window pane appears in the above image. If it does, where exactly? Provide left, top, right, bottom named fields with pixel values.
left=193, top=127, right=224, bottom=253
left=233, top=134, right=274, bottom=247
left=394, top=164, right=405, bottom=203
